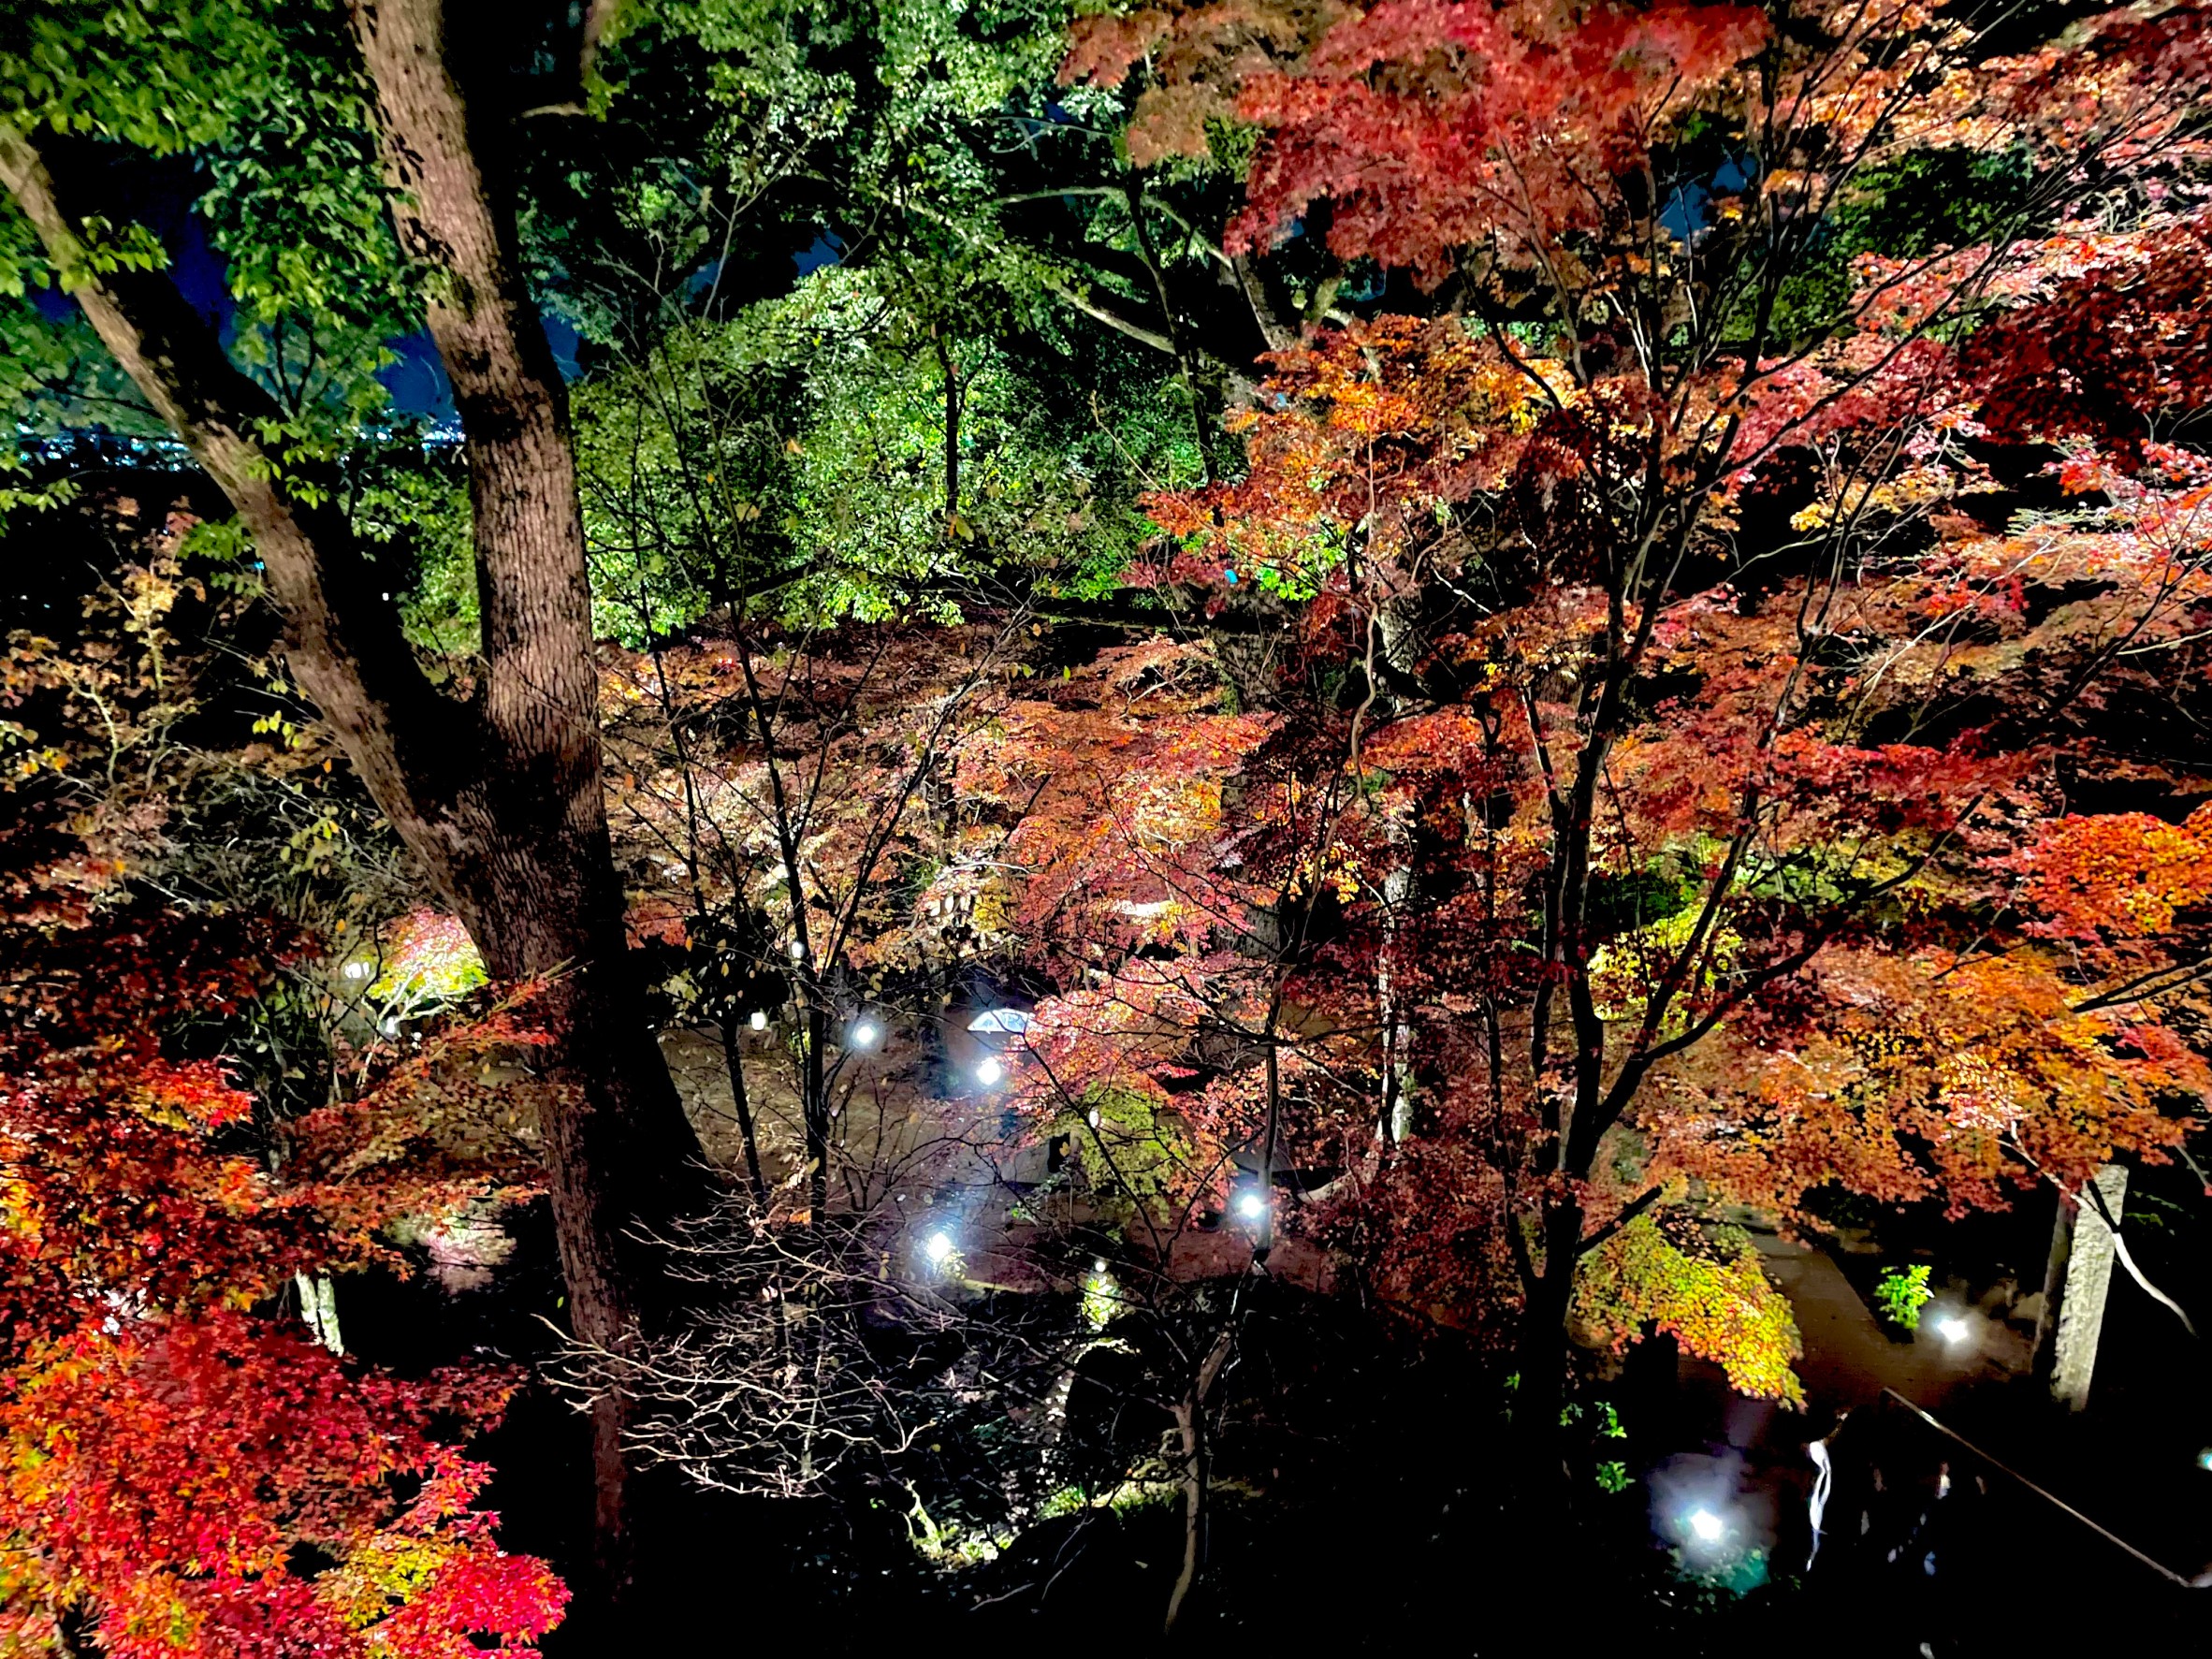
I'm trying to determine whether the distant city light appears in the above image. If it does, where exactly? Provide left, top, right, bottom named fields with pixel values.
left=1687, top=1508, right=1724, bottom=1544
left=1234, top=1189, right=1267, bottom=1221
left=749, top=1009, right=768, bottom=1031
left=851, top=1019, right=880, bottom=1049
left=923, top=1231, right=955, bottom=1266
left=975, top=1055, right=1005, bottom=1087
left=1936, top=1316, right=1971, bottom=1346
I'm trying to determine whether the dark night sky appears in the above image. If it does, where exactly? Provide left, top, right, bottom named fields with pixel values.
left=32, top=156, right=583, bottom=425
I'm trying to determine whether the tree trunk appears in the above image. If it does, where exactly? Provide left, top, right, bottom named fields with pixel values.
left=346, top=0, right=708, bottom=1583
left=1164, top=1392, right=1209, bottom=1637
left=1376, top=827, right=1414, bottom=1145
left=1164, top=1317, right=1238, bottom=1637
left=1518, top=1203, right=1583, bottom=1410
left=720, top=1014, right=769, bottom=1204
left=295, top=1271, right=343, bottom=1355
left=935, top=331, right=962, bottom=531
left=804, top=1003, right=830, bottom=1223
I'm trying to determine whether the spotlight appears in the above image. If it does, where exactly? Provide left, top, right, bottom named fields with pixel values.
left=1687, top=1508, right=1724, bottom=1544
left=975, top=1055, right=1004, bottom=1087
left=1234, top=1189, right=1267, bottom=1222
left=749, top=1009, right=768, bottom=1031
left=1936, top=1316, right=1971, bottom=1346
left=851, top=1019, right=880, bottom=1049
left=923, top=1231, right=954, bottom=1266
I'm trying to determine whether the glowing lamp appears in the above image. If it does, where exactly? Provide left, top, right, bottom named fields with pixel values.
left=1936, top=1316, right=1971, bottom=1346
left=975, top=1055, right=1005, bottom=1087
left=1687, top=1508, right=1724, bottom=1544
left=851, top=1019, right=880, bottom=1049
left=1234, top=1189, right=1267, bottom=1221
left=749, top=1009, right=768, bottom=1031
left=923, top=1231, right=955, bottom=1266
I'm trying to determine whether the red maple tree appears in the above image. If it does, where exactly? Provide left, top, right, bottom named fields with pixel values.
left=1052, top=0, right=2212, bottom=1409
left=0, top=524, right=565, bottom=1655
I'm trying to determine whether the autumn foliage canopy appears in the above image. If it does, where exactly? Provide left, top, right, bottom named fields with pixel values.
left=6, top=0, right=2212, bottom=1641
left=1033, top=0, right=2212, bottom=1396
left=0, top=534, right=565, bottom=1653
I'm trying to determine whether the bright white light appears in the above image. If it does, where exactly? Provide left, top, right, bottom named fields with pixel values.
left=851, top=1020, right=880, bottom=1049
left=749, top=1009, right=768, bottom=1031
left=1688, top=1508, right=1724, bottom=1543
left=342, top=961, right=371, bottom=982
left=788, top=939, right=805, bottom=959
left=1937, top=1316, right=1971, bottom=1346
left=923, top=1231, right=954, bottom=1266
left=975, top=1055, right=1005, bottom=1087
left=1086, top=1108, right=1101, bottom=1129
left=1234, top=1190, right=1267, bottom=1221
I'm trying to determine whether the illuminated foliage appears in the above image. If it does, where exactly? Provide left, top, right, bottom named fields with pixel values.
left=1061, top=0, right=2212, bottom=1408
left=369, top=908, right=488, bottom=1009
left=0, top=1316, right=564, bottom=1659
left=1573, top=1216, right=1805, bottom=1405
left=0, top=513, right=562, bottom=1654
left=1872, top=1265, right=1933, bottom=1332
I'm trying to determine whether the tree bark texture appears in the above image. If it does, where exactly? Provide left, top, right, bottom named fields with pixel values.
left=344, top=0, right=706, bottom=1332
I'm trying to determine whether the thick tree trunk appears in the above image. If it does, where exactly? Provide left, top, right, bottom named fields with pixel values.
left=347, top=0, right=706, bottom=1583
left=1517, top=1201, right=1584, bottom=1438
